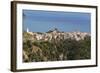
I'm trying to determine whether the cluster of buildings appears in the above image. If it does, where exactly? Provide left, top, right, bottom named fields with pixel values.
left=26, top=28, right=90, bottom=41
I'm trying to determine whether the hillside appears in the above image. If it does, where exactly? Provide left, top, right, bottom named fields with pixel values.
left=23, top=28, right=91, bottom=62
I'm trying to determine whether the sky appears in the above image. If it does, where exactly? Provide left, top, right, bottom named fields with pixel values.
left=23, top=10, right=91, bottom=33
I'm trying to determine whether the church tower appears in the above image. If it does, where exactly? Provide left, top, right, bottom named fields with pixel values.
left=27, top=27, right=29, bottom=32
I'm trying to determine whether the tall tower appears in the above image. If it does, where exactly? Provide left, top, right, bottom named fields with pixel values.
left=27, top=27, right=29, bottom=32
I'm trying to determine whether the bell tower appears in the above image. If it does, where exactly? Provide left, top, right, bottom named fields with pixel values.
left=27, top=27, right=29, bottom=32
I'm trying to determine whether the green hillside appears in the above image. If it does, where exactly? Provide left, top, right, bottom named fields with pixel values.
left=23, top=32, right=91, bottom=62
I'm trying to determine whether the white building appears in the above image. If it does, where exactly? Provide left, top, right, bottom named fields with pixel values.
left=27, top=27, right=29, bottom=32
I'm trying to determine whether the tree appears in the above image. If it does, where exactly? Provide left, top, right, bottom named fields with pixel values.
left=78, top=36, right=91, bottom=59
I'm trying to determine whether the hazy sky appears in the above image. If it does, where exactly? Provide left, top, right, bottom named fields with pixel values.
left=23, top=10, right=91, bottom=33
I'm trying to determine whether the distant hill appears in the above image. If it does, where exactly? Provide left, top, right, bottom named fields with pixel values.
left=23, top=28, right=91, bottom=62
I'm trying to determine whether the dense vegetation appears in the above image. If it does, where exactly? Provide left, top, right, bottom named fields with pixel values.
left=23, top=32, right=91, bottom=62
